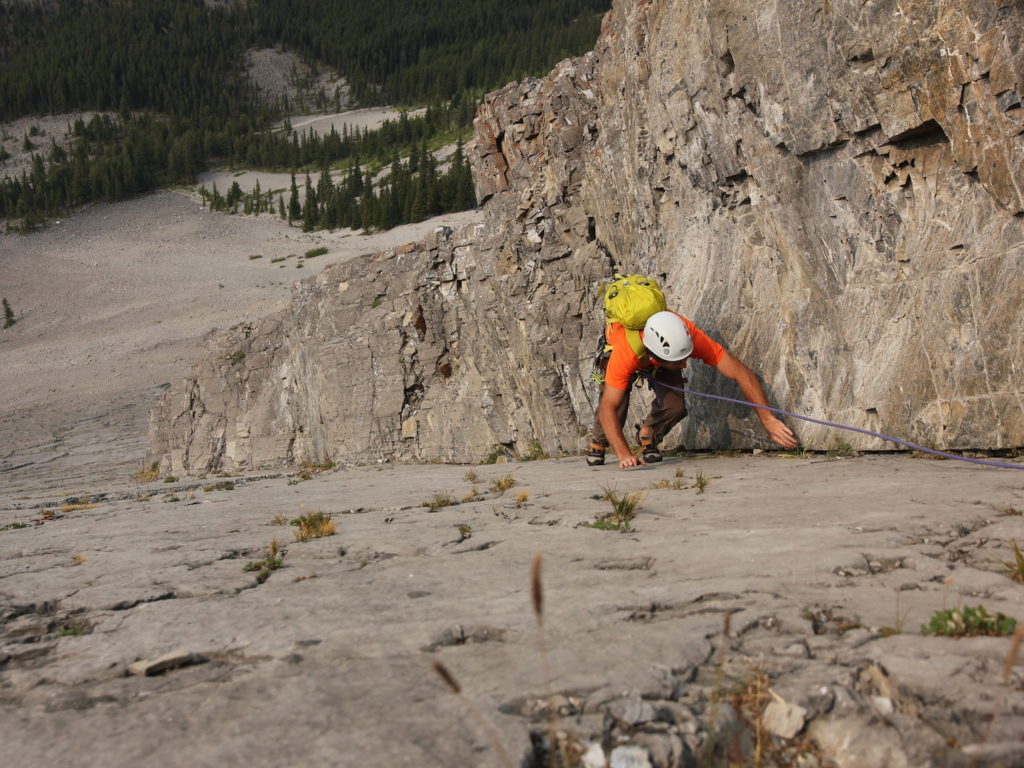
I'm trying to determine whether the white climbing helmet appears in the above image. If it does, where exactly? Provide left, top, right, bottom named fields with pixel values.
left=643, top=311, right=693, bottom=361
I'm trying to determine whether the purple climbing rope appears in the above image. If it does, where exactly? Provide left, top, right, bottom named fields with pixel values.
left=641, top=372, right=1024, bottom=470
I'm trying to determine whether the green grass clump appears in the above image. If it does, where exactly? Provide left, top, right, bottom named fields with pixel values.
left=304, top=246, right=328, bottom=258
left=243, top=539, right=284, bottom=583
left=590, top=486, right=643, bottom=532
left=921, top=605, right=1018, bottom=637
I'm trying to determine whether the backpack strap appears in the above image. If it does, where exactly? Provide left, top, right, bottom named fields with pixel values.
left=623, top=327, right=649, bottom=365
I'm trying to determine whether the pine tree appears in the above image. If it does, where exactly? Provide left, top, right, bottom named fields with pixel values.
left=302, top=173, right=318, bottom=231
left=288, top=174, right=301, bottom=224
left=2, top=298, right=15, bottom=328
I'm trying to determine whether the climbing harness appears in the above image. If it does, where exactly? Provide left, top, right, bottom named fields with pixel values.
left=639, top=371, right=1024, bottom=470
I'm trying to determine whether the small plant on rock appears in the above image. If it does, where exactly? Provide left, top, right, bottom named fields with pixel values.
left=243, top=539, right=284, bottom=583
left=290, top=511, right=336, bottom=541
left=693, top=469, right=711, bottom=494
left=921, top=604, right=1018, bottom=637
left=422, top=491, right=456, bottom=512
left=489, top=474, right=516, bottom=494
left=996, top=540, right=1024, bottom=583
left=590, top=486, right=643, bottom=532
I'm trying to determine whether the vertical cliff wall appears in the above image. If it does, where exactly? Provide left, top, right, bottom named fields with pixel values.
left=148, top=0, right=1024, bottom=474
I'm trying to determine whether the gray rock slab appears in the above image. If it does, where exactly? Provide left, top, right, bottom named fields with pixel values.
left=2, top=454, right=1023, bottom=766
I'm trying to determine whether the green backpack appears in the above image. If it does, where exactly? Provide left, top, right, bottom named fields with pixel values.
left=599, top=273, right=667, bottom=361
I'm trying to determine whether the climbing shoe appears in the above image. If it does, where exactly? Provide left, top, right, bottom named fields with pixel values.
left=586, top=442, right=607, bottom=466
left=635, top=426, right=663, bottom=463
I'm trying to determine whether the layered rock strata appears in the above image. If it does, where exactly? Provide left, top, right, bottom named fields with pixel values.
left=148, top=0, right=1024, bottom=474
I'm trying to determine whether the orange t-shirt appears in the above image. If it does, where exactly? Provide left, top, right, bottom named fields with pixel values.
left=603, top=312, right=725, bottom=391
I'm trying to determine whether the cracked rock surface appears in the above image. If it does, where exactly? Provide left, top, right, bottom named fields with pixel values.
left=2, top=453, right=1023, bottom=766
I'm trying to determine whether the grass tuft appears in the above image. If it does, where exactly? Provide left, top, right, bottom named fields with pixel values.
left=590, top=485, right=643, bottom=532
left=290, top=511, right=336, bottom=541
left=243, top=539, right=284, bottom=583
left=991, top=539, right=1024, bottom=583
left=489, top=474, right=516, bottom=494
left=60, top=502, right=97, bottom=514
left=422, top=491, right=456, bottom=512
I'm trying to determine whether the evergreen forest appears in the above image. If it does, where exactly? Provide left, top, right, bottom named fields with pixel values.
left=0, top=0, right=608, bottom=231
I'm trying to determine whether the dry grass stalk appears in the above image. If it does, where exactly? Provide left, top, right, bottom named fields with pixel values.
left=432, top=660, right=461, bottom=694
left=531, top=553, right=544, bottom=626
left=1004, top=625, right=1024, bottom=684
left=530, top=553, right=567, bottom=768
left=431, top=661, right=513, bottom=768
left=60, top=502, right=97, bottom=513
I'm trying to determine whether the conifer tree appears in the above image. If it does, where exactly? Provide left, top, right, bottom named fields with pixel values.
left=288, top=175, right=301, bottom=224
left=302, top=173, right=318, bottom=231
left=3, top=298, right=15, bottom=328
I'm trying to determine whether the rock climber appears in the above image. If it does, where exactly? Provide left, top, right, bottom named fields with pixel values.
left=588, top=310, right=798, bottom=468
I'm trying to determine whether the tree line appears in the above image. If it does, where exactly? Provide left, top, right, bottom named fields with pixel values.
left=245, top=0, right=610, bottom=105
left=202, top=140, right=476, bottom=233
left=0, top=0, right=607, bottom=229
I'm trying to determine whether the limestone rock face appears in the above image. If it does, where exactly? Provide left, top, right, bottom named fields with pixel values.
left=148, top=0, right=1024, bottom=474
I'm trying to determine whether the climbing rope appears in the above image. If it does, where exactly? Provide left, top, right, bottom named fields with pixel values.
left=640, top=371, right=1024, bottom=470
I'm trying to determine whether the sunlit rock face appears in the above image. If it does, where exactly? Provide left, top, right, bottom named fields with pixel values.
left=148, top=0, right=1024, bottom=474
